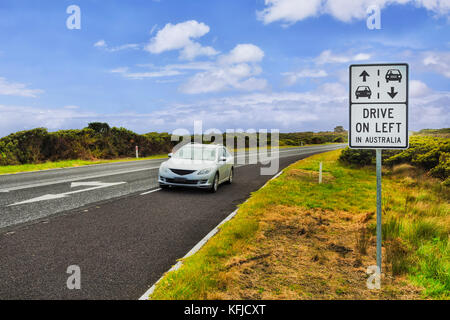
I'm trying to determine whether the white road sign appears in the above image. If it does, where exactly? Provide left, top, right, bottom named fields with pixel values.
left=349, top=63, right=409, bottom=149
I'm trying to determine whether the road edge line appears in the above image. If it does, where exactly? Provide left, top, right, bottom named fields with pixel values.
left=138, top=208, right=239, bottom=300
left=141, top=188, right=161, bottom=196
left=138, top=170, right=283, bottom=300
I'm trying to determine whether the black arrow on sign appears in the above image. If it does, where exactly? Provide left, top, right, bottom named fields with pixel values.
left=387, top=87, right=398, bottom=99
left=359, top=70, right=370, bottom=82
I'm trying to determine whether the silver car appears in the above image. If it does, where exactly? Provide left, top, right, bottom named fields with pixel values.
left=158, top=143, right=234, bottom=193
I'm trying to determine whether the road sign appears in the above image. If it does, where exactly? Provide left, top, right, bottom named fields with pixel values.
left=349, top=63, right=408, bottom=149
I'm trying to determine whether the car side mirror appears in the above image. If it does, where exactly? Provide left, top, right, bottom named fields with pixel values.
left=219, top=156, right=227, bottom=162
left=168, top=153, right=172, bottom=158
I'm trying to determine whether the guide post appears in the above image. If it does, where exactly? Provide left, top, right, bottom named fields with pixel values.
left=349, top=63, right=409, bottom=275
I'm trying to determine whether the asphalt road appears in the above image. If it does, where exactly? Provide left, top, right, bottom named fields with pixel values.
left=0, top=144, right=345, bottom=299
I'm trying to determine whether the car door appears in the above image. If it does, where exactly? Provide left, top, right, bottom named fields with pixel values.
left=223, top=147, right=233, bottom=177
left=217, top=148, right=227, bottom=181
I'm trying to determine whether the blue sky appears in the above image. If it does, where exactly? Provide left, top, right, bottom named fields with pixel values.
left=0, top=0, right=449, bottom=137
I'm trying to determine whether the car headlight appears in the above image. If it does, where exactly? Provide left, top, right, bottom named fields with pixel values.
left=159, top=163, right=169, bottom=173
left=197, top=168, right=213, bottom=175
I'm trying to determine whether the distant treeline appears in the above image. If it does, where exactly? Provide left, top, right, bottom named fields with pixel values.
left=0, top=123, right=347, bottom=166
left=414, top=128, right=450, bottom=139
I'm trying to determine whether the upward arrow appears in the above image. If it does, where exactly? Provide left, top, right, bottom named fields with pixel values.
left=387, top=87, right=398, bottom=99
left=359, top=70, right=370, bottom=82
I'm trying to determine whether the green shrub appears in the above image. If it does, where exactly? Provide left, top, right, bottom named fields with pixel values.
left=338, top=135, right=450, bottom=180
left=338, top=147, right=374, bottom=166
left=429, top=152, right=449, bottom=180
left=0, top=124, right=176, bottom=165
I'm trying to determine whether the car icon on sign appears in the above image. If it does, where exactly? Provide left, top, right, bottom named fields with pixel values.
left=355, top=86, right=371, bottom=99
left=385, top=69, right=402, bottom=83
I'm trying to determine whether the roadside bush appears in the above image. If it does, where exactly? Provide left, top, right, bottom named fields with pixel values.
left=0, top=123, right=176, bottom=165
left=338, top=135, right=450, bottom=180
left=429, top=152, right=449, bottom=180
left=339, top=148, right=374, bottom=166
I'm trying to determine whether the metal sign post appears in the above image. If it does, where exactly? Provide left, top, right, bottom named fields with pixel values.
left=376, top=149, right=382, bottom=272
left=349, top=63, right=409, bottom=276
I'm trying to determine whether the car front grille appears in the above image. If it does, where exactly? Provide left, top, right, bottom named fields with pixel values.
left=165, top=178, right=198, bottom=185
left=169, top=168, right=196, bottom=176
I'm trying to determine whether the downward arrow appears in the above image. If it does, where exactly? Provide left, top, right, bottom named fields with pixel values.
left=387, top=87, right=398, bottom=99
left=359, top=70, right=370, bottom=82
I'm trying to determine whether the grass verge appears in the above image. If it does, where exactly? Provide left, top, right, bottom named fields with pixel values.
left=150, top=150, right=449, bottom=300
left=0, top=154, right=168, bottom=175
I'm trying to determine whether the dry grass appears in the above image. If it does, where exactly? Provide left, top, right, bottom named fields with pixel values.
left=208, top=205, right=421, bottom=300
left=286, top=169, right=335, bottom=183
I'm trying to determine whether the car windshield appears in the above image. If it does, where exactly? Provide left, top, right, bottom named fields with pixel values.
left=389, top=70, right=400, bottom=74
left=358, top=86, right=369, bottom=90
left=174, top=146, right=217, bottom=161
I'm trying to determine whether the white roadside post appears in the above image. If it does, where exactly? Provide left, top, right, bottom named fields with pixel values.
left=319, top=162, right=323, bottom=184
left=136, top=146, right=139, bottom=159
left=349, top=63, right=409, bottom=277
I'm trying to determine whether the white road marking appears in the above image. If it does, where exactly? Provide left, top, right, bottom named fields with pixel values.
left=7, top=181, right=126, bottom=206
left=270, top=170, right=284, bottom=181
left=8, top=194, right=68, bottom=205
left=0, top=167, right=159, bottom=193
left=140, top=188, right=161, bottom=195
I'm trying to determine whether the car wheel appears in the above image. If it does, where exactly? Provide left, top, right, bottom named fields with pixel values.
left=227, top=168, right=233, bottom=184
left=399, top=79, right=401, bottom=83
left=210, top=173, right=219, bottom=193
left=356, top=96, right=358, bottom=99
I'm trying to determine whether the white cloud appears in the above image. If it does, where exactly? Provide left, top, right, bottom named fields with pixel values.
left=315, top=50, right=371, bottom=64
left=145, top=20, right=218, bottom=60
left=282, top=69, right=328, bottom=85
left=0, top=77, right=44, bottom=98
left=94, top=40, right=106, bottom=48
left=110, top=67, right=182, bottom=79
left=180, top=42, right=218, bottom=60
left=218, top=44, right=265, bottom=64
left=0, top=104, right=96, bottom=137
left=180, top=44, right=267, bottom=94
left=94, top=40, right=140, bottom=52
left=422, top=51, right=450, bottom=77
left=257, top=0, right=323, bottom=25
left=110, top=67, right=129, bottom=74
left=258, top=0, right=450, bottom=25
left=410, top=80, right=432, bottom=97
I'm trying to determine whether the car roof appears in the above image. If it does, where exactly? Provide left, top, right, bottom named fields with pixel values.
left=182, top=143, right=223, bottom=149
